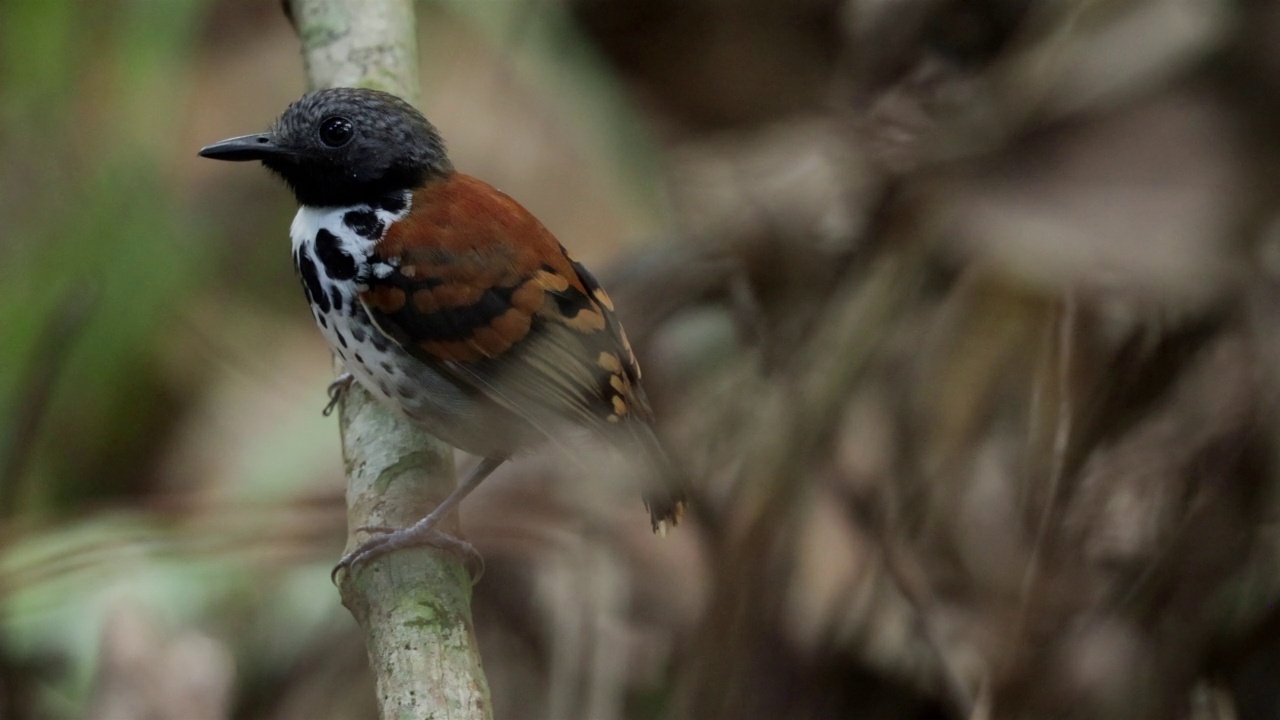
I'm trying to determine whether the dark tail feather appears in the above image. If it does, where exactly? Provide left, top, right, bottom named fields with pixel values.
left=629, top=421, right=688, bottom=534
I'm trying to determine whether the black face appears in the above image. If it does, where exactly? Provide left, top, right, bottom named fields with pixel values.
left=198, top=88, right=452, bottom=207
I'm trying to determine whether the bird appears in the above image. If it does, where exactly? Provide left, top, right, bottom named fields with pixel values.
left=198, top=87, right=686, bottom=577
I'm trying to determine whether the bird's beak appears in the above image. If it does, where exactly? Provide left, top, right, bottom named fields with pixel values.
left=198, top=133, right=294, bottom=162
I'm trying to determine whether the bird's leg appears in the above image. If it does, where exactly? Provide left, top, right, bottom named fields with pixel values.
left=322, top=372, right=355, bottom=416
left=332, top=455, right=506, bottom=583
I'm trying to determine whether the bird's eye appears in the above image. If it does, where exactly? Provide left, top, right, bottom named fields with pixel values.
left=319, top=116, right=354, bottom=148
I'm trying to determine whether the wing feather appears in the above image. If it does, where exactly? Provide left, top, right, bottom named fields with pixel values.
left=357, top=173, right=648, bottom=435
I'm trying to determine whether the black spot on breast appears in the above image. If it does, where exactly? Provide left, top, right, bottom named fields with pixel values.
left=377, top=193, right=407, bottom=214
left=299, top=254, right=329, bottom=313
left=380, top=360, right=395, bottom=373
left=336, top=331, right=348, bottom=349
left=314, top=229, right=357, bottom=280
left=371, top=335, right=388, bottom=351
left=329, top=286, right=343, bottom=311
left=354, top=352, right=364, bottom=364
left=316, top=313, right=328, bottom=329
left=350, top=326, right=366, bottom=343
left=295, top=252, right=312, bottom=302
left=343, top=210, right=383, bottom=239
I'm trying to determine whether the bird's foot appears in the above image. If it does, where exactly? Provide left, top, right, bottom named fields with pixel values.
left=322, top=373, right=355, bottom=416
left=331, top=519, right=484, bottom=584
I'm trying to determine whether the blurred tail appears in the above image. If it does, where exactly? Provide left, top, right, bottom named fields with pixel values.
left=630, top=421, right=688, bottom=534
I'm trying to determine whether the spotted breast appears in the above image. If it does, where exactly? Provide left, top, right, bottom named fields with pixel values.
left=290, top=190, right=512, bottom=455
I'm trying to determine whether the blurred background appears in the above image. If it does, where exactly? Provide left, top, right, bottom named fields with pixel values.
left=5, top=0, right=1280, bottom=718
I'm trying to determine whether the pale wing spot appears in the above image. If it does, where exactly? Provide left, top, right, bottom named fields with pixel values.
left=593, top=288, right=616, bottom=311
left=597, top=352, right=623, bottom=373
left=533, top=270, right=570, bottom=292
left=562, top=308, right=607, bottom=332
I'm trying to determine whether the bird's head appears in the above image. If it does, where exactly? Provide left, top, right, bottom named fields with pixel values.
left=199, top=87, right=452, bottom=207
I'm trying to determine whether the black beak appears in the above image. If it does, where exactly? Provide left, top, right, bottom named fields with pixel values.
left=198, top=133, right=293, bottom=162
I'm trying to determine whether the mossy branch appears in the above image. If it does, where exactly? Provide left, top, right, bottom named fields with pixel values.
left=287, top=1, right=492, bottom=717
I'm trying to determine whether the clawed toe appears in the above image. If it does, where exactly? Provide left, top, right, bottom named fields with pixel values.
left=354, top=524, right=396, bottom=534
left=323, top=373, right=355, bottom=416
left=331, top=524, right=483, bottom=584
left=331, top=456, right=502, bottom=585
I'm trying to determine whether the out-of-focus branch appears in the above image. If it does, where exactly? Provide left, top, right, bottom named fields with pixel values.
left=0, top=287, right=94, bottom=517
left=287, top=1, right=492, bottom=717
left=290, top=0, right=419, bottom=97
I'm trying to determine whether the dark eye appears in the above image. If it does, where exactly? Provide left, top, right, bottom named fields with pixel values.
left=319, top=116, right=353, bottom=147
